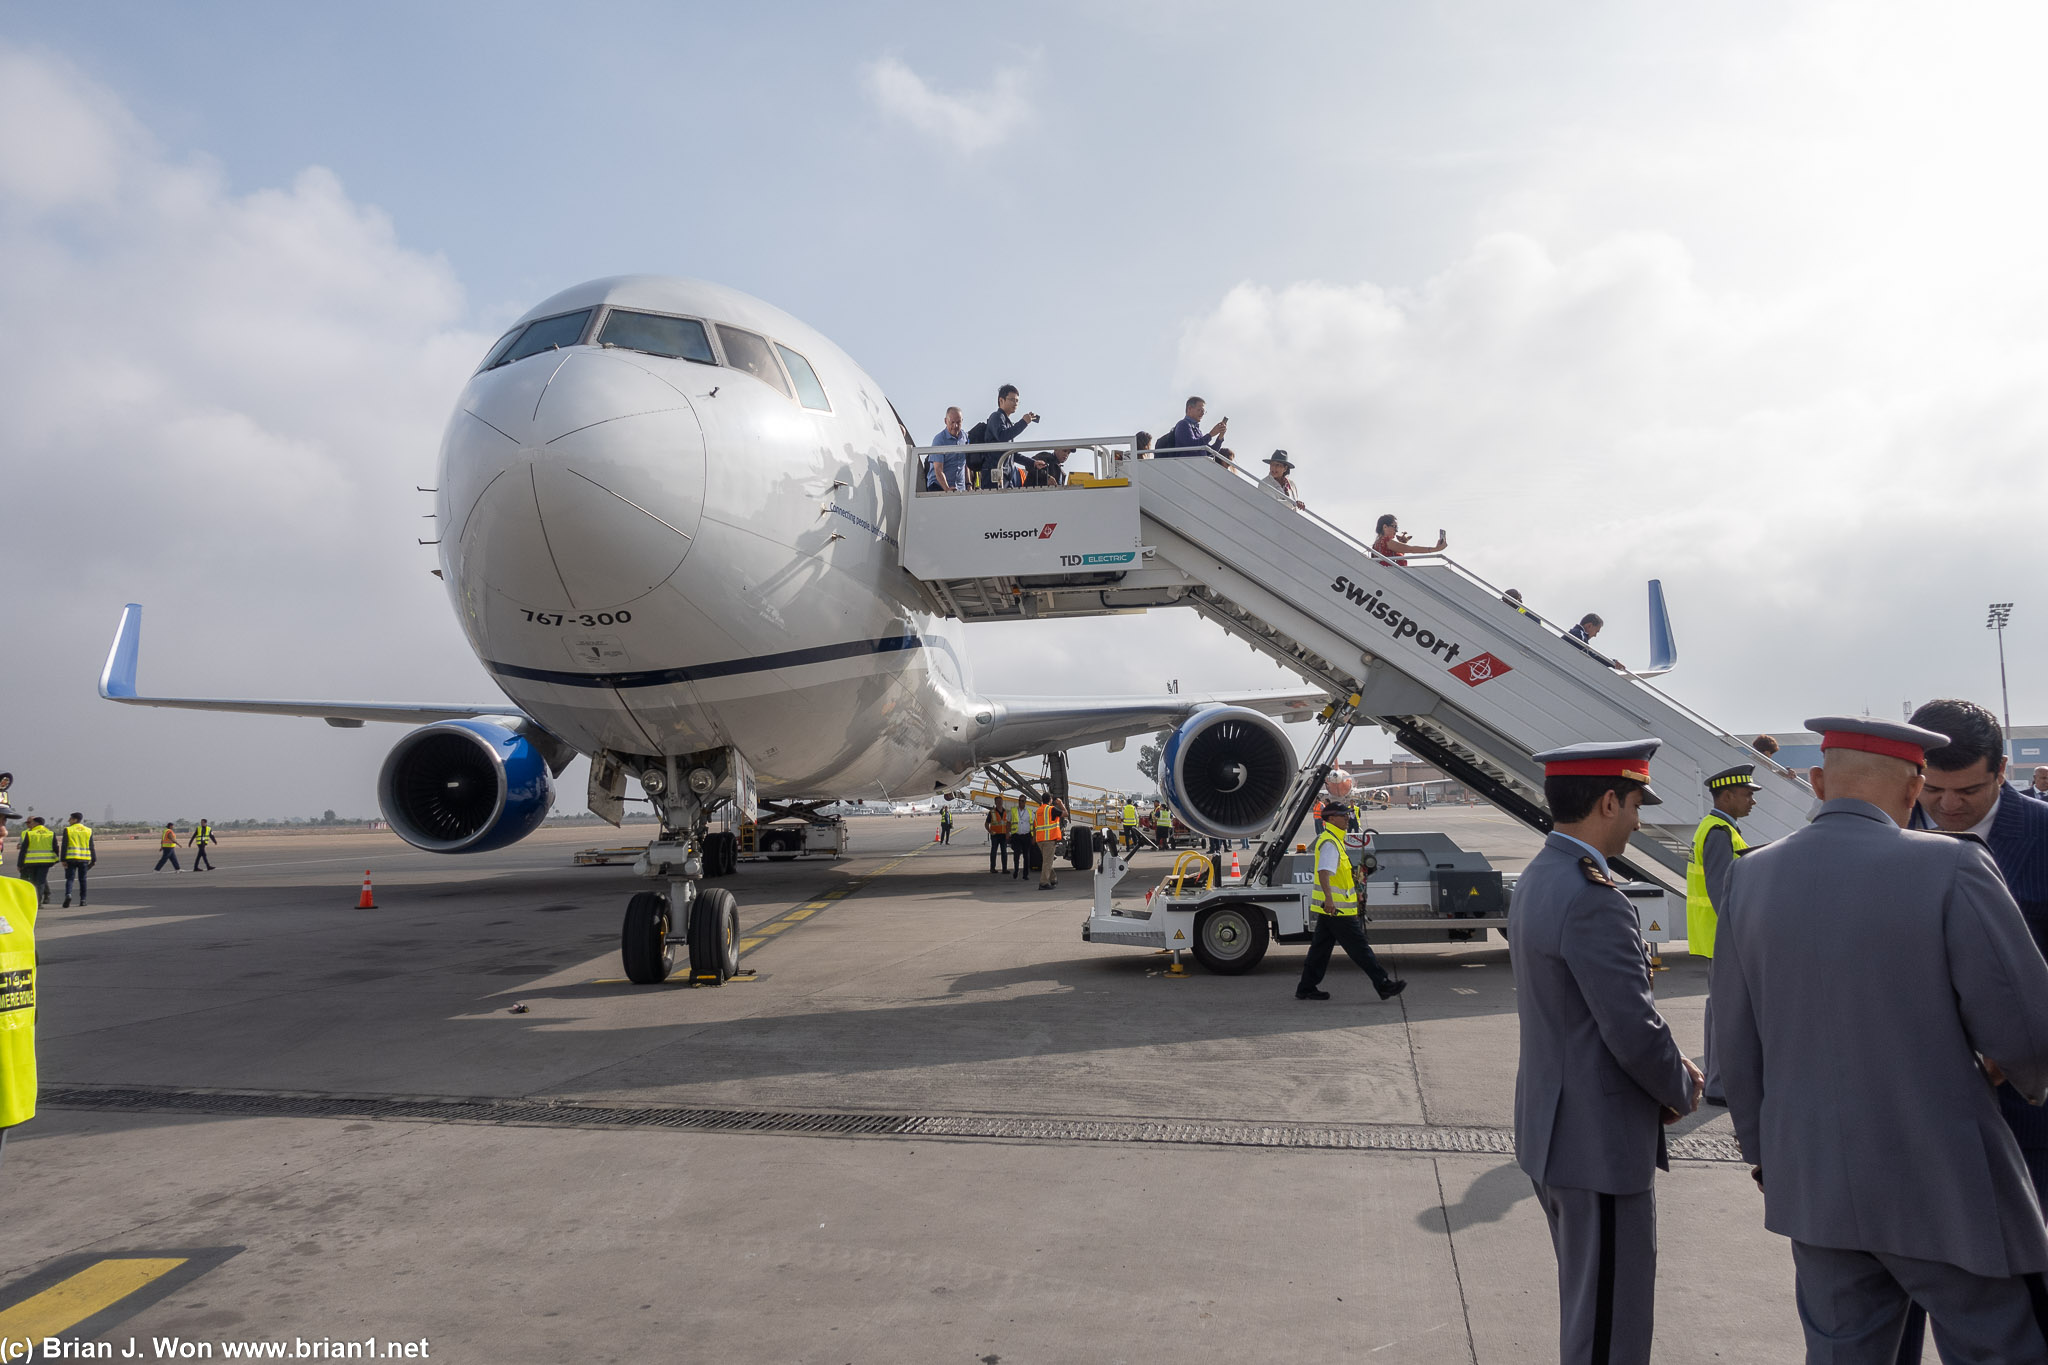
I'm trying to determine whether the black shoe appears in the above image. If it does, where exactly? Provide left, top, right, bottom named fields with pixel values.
left=1296, top=988, right=1331, bottom=1000
left=1376, top=979, right=1408, bottom=1001
left=1704, top=1094, right=1728, bottom=1107
left=62, top=898, right=71, bottom=908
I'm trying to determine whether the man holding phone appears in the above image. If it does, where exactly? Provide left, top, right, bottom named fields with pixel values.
left=1163, top=397, right=1231, bottom=460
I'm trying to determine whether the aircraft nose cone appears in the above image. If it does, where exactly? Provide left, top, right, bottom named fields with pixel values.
left=444, top=350, right=707, bottom=613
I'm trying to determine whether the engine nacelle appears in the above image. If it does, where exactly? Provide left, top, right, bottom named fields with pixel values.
left=377, top=720, right=555, bottom=854
left=1159, top=706, right=1297, bottom=840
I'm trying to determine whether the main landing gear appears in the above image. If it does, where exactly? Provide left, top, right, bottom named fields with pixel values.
left=619, top=882, right=740, bottom=985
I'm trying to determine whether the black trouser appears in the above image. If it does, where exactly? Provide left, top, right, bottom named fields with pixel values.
left=940, top=823, right=951, bottom=844
left=1121, top=826, right=1139, bottom=854
left=21, top=865, right=50, bottom=904
left=1154, top=828, right=1172, bottom=850
left=1010, top=833, right=1034, bottom=879
left=192, top=843, right=213, bottom=870
left=154, top=847, right=180, bottom=870
left=64, top=863, right=89, bottom=901
left=989, top=832, right=1009, bottom=872
left=1298, top=912, right=1394, bottom=993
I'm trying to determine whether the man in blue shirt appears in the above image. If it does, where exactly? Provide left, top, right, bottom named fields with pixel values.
left=1163, top=396, right=1231, bottom=460
left=926, top=407, right=968, bottom=491
left=982, top=385, right=1041, bottom=487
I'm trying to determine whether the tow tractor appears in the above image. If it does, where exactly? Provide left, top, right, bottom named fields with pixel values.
left=1082, top=695, right=1677, bottom=974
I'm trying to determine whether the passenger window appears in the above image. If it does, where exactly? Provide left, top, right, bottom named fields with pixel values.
left=775, top=343, right=830, bottom=411
left=598, top=310, right=716, bottom=364
left=494, top=310, right=594, bottom=368
left=714, top=325, right=791, bottom=397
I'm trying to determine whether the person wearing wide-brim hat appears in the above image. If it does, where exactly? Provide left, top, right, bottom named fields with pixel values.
left=1257, top=451, right=1304, bottom=510
left=1713, top=716, right=2048, bottom=1361
left=1686, top=763, right=1761, bottom=1106
left=1511, top=739, right=1701, bottom=1365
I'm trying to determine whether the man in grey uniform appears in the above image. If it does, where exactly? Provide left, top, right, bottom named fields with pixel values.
left=1512, top=739, right=1704, bottom=1365
left=1714, top=715, right=2048, bottom=1364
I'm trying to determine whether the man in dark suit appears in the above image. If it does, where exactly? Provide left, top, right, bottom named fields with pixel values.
left=1512, top=739, right=1702, bottom=1365
left=1717, top=715, right=2048, bottom=1363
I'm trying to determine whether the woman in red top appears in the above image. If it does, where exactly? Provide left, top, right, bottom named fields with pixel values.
left=1370, top=514, right=1447, bottom=566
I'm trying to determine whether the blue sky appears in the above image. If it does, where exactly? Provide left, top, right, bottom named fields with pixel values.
left=4, top=1, right=2046, bottom=819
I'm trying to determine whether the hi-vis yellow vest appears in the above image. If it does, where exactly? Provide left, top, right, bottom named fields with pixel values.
left=0, top=878, right=37, bottom=1128
left=194, top=822, right=214, bottom=845
left=1154, top=808, right=1172, bottom=830
left=19, top=826, right=55, bottom=866
left=160, top=827, right=178, bottom=848
left=1685, top=813, right=1747, bottom=959
left=1312, top=826, right=1360, bottom=917
left=1121, top=803, right=1138, bottom=828
left=62, top=823, right=92, bottom=862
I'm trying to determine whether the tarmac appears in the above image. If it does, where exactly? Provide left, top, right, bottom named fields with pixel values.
left=0, top=809, right=1806, bottom=1363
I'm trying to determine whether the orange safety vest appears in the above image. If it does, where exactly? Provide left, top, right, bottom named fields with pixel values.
left=988, top=807, right=1010, bottom=835
left=160, top=827, right=178, bottom=847
left=1032, top=803, right=1062, bottom=841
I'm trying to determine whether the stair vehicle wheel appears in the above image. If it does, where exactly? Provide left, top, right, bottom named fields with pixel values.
left=621, top=891, right=673, bottom=984
left=690, top=886, right=741, bottom=981
left=1067, top=828, right=1093, bottom=871
left=760, top=828, right=796, bottom=856
left=1191, top=904, right=1269, bottom=975
left=703, top=831, right=735, bottom=877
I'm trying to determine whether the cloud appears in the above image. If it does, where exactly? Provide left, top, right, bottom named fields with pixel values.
left=0, top=45, right=503, bottom=820
left=1171, top=229, right=2048, bottom=726
left=863, top=56, right=1029, bottom=153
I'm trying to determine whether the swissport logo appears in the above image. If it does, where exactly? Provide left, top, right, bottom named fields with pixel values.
left=1448, top=652, right=1513, bottom=688
left=1329, top=575, right=1466, bottom=663
left=986, top=522, right=1057, bottom=542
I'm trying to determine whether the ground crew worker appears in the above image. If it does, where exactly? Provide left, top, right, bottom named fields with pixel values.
left=189, top=818, right=217, bottom=871
left=1033, top=797, right=1065, bottom=889
left=985, top=802, right=1010, bottom=875
left=1152, top=803, right=1173, bottom=850
left=1120, top=799, right=1140, bottom=855
left=1686, top=764, right=1757, bottom=1106
left=1714, top=715, right=2048, bottom=1362
left=58, top=813, right=94, bottom=908
left=1512, top=740, right=1702, bottom=1365
left=1295, top=804, right=1406, bottom=1002
left=154, top=823, right=182, bottom=872
left=0, top=872, right=37, bottom=1173
left=938, top=806, right=953, bottom=845
left=1008, top=798, right=1034, bottom=881
left=15, top=819, right=55, bottom=905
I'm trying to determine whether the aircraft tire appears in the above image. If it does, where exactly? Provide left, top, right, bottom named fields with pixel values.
left=690, top=886, right=740, bottom=982
left=1190, top=905, right=1269, bottom=975
left=703, top=831, right=736, bottom=877
left=621, top=891, right=674, bottom=984
left=1067, top=828, right=1093, bottom=872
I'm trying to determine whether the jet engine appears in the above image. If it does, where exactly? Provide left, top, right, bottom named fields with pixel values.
left=1158, top=706, right=1297, bottom=840
left=377, top=720, right=555, bottom=854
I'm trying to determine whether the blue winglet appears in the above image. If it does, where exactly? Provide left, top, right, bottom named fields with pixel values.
left=1646, top=580, right=1678, bottom=675
left=100, top=603, right=143, bottom=700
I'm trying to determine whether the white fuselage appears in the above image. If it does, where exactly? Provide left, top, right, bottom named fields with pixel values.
left=436, top=276, right=982, bottom=800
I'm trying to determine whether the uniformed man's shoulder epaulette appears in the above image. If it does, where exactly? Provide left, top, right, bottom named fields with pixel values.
left=1578, top=855, right=1615, bottom=887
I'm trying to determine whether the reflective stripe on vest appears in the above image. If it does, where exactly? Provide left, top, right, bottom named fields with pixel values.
left=1032, top=804, right=1060, bottom=840
left=195, top=824, right=213, bottom=844
left=161, top=828, right=177, bottom=847
left=1121, top=804, right=1138, bottom=828
left=0, top=878, right=37, bottom=1128
left=1312, top=826, right=1360, bottom=916
left=19, top=827, right=55, bottom=866
left=62, top=824, right=92, bottom=862
left=1685, top=813, right=1747, bottom=959
left=1155, top=810, right=1172, bottom=829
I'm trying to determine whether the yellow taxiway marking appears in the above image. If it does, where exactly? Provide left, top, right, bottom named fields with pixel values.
left=786, top=908, right=817, bottom=920
left=737, top=938, right=765, bottom=951
left=0, top=1257, right=186, bottom=1342
left=803, top=902, right=829, bottom=910
left=755, top=922, right=792, bottom=935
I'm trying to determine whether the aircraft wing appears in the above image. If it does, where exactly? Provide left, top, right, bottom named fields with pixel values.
left=972, top=686, right=1327, bottom=762
left=99, top=604, right=522, bottom=729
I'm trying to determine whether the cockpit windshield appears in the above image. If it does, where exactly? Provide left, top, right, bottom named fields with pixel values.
left=775, top=343, right=830, bottom=411
left=482, top=309, right=593, bottom=371
left=598, top=310, right=716, bottom=364
left=714, top=325, right=791, bottom=397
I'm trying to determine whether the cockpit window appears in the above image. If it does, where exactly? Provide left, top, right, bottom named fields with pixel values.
left=714, top=325, right=791, bottom=397
left=477, top=327, right=523, bottom=373
left=598, top=310, right=716, bottom=364
left=775, top=343, right=830, bottom=411
left=489, top=309, right=594, bottom=370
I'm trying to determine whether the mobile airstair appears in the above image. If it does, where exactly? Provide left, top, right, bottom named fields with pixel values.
left=898, top=438, right=1810, bottom=880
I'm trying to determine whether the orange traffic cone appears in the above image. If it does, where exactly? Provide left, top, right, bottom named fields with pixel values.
left=1229, top=849, right=1241, bottom=881
left=356, top=870, right=377, bottom=909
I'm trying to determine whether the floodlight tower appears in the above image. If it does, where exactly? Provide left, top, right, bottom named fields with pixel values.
left=1989, top=602, right=2015, bottom=764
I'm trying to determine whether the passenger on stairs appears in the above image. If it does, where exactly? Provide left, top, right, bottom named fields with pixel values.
left=1161, top=397, right=1233, bottom=462
left=1370, top=514, right=1446, bottom=566
left=1257, top=451, right=1305, bottom=509
left=1566, top=614, right=1627, bottom=671
left=925, top=407, right=968, bottom=491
